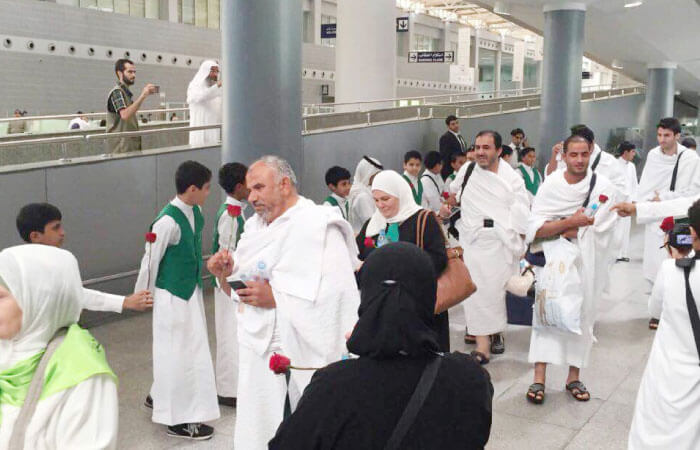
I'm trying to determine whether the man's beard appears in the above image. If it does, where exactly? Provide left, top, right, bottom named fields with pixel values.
left=123, top=77, right=135, bottom=86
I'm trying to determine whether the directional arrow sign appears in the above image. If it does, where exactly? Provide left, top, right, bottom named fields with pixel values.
left=396, top=17, right=409, bottom=32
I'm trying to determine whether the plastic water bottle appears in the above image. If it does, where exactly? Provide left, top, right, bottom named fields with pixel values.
left=584, top=202, right=599, bottom=218
left=377, top=229, right=387, bottom=248
left=252, top=260, right=269, bottom=281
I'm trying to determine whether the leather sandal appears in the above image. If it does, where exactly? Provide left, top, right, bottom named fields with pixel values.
left=527, top=383, right=545, bottom=404
left=565, top=380, right=590, bottom=402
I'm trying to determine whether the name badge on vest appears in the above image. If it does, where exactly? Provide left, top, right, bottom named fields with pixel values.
left=483, top=219, right=494, bottom=228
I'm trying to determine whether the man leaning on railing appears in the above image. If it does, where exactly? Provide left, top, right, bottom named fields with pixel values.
left=106, top=58, right=157, bottom=153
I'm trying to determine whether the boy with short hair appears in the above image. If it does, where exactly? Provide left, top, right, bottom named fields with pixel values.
left=403, top=150, right=424, bottom=206
left=421, top=151, right=444, bottom=213
left=135, top=160, right=220, bottom=440
left=212, top=162, right=249, bottom=408
left=518, top=147, right=543, bottom=199
left=323, top=165, right=352, bottom=221
left=16, top=202, right=152, bottom=313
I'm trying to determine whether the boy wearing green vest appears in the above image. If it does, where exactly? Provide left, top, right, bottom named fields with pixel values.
left=134, top=160, right=220, bottom=440
left=517, top=147, right=542, bottom=199
left=323, top=166, right=352, bottom=221
left=212, top=162, right=249, bottom=409
left=402, top=150, right=425, bottom=206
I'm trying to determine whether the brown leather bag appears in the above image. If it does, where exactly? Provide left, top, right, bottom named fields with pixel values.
left=416, top=210, right=476, bottom=314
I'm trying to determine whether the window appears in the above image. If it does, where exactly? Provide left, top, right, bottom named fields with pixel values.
left=413, top=34, right=441, bottom=52
left=302, top=11, right=314, bottom=43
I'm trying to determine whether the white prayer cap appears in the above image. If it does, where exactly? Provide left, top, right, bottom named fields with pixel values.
left=365, top=170, right=422, bottom=236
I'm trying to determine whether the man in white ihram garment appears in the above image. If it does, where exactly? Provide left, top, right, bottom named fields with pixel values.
left=614, top=141, right=638, bottom=262
left=349, top=155, right=383, bottom=233
left=450, top=130, right=530, bottom=363
left=207, top=155, right=361, bottom=450
left=525, top=134, right=621, bottom=404
left=0, top=245, right=118, bottom=449
left=628, top=200, right=700, bottom=448
left=187, top=60, right=222, bottom=146
left=635, top=117, right=700, bottom=283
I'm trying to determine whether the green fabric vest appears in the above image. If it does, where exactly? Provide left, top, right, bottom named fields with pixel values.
left=151, top=203, right=204, bottom=300
left=402, top=175, right=423, bottom=205
left=448, top=173, right=456, bottom=182
left=324, top=195, right=349, bottom=219
left=106, top=83, right=141, bottom=154
left=0, top=324, right=117, bottom=425
left=519, top=165, right=541, bottom=196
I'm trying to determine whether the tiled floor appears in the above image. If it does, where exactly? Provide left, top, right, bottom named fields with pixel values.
left=91, top=233, right=652, bottom=449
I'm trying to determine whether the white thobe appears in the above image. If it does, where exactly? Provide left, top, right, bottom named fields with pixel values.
left=453, top=160, right=530, bottom=335
left=231, top=197, right=360, bottom=450
left=637, top=193, right=700, bottom=223
left=350, top=188, right=375, bottom=234
left=134, top=197, right=219, bottom=426
left=213, top=197, right=246, bottom=398
left=0, top=374, right=118, bottom=450
left=421, top=170, right=445, bottom=214
left=322, top=193, right=350, bottom=221
left=403, top=171, right=427, bottom=208
left=629, top=259, right=700, bottom=449
left=527, top=170, right=621, bottom=368
left=616, top=157, right=638, bottom=259
left=188, top=84, right=222, bottom=146
left=508, top=142, right=523, bottom=168
left=637, top=145, right=700, bottom=281
left=68, top=117, right=89, bottom=130
left=82, top=288, right=123, bottom=313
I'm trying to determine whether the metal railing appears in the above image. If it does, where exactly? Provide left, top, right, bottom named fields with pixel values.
left=0, top=107, right=190, bottom=124
left=0, top=84, right=645, bottom=166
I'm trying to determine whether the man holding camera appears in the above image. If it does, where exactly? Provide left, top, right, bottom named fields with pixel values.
left=106, top=58, right=157, bottom=153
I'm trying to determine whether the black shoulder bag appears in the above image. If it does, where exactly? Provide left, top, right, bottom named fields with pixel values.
left=677, top=257, right=700, bottom=366
left=670, top=151, right=684, bottom=192
left=447, top=162, right=476, bottom=240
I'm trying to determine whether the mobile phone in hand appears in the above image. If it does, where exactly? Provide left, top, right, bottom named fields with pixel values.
left=153, top=85, right=160, bottom=94
left=228, top=280, right=247, bottom=291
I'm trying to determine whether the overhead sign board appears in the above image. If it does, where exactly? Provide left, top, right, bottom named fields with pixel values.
left=396, top=17, right=409, bottom=32
left=408, top=51, right=455, bottom=63
left=321, top=23, right=336, bottom=39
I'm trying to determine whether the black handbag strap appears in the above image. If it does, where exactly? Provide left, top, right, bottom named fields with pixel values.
left=591, top=151, right=602, bottom=172
left=681, top=261, right=700, bottom=366
left=582, top=173, right=597, bottom=208
left=458, top=162, right=476, bottom=202
left=384, top=356, right=443, bottom=450
left=421, top=173, right=440, bottom=193
left=670, top=150, right=684, bottom=192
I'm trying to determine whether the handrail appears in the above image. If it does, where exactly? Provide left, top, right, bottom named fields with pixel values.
left=85, top=124, right=221, bottom=140
left=0, top=124, right=220, bottom=148
left=0, top=107, right=190, bottom=123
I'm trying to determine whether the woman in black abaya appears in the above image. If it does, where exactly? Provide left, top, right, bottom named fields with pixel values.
left=269, top=243, right=493, bottom=450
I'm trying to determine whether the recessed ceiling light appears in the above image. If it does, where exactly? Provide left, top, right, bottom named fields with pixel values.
left=624, top=1, right=643, bottom=8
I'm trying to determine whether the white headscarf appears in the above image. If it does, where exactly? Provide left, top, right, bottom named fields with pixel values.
left=366, top=170, right=422, bottom=236
left=186, top=60, right=219, bottom=104
left=349, top=156, right=383, bottom=200
left=0, top=245, right=84, bottom=371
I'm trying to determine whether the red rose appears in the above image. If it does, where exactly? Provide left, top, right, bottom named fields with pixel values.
left=660, top=216, right=675, bottom=233
left=364, top=237, right=375, bottom=248
left=269, top=353, right=292, bottom=375
left=145, top=232, right=157, bottom=243
left=598, top=194, right=609, bottom=204
left=441, top=192, right=450, bottom=200
left=227, top=205, right=242, bottom=217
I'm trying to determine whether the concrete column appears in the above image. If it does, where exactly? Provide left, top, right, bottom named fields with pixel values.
left=495, top=47, right=502, bottom=94
left=642, top=63, right=676, bottom=155
left=696, top=94, right=700, bottom=136
left=313, top=0, right=322, bottom=45
left=221, top=0, right=303, bottom=175
left=335, top=0, right=396, bottom=105
left=537, top=2, right=586, bottom=171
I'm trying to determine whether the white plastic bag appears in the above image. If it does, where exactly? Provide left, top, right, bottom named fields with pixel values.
left=532, top=238, right=584, bottom=335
